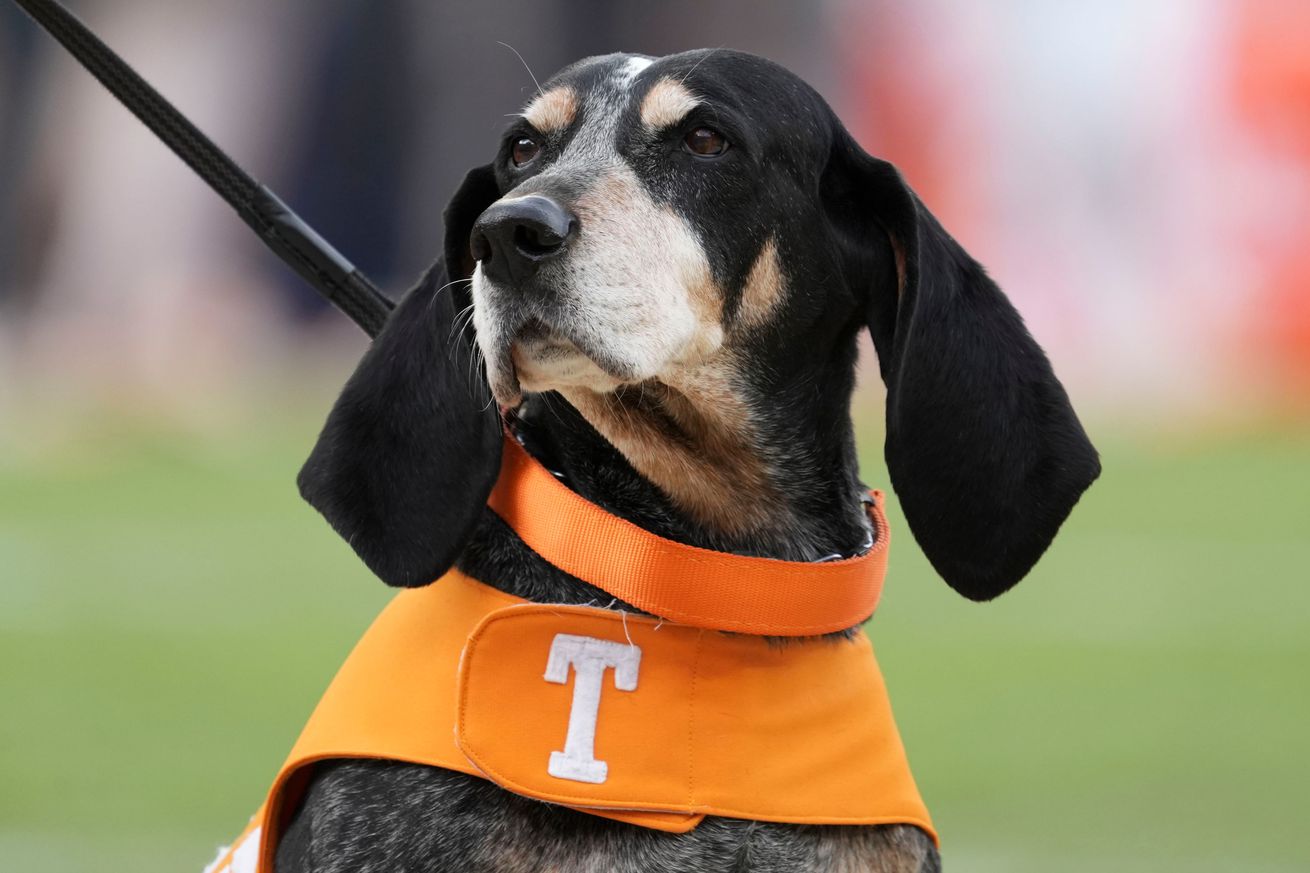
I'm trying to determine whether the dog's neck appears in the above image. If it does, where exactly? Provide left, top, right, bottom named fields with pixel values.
left=512, top=354, right=872, bottom=564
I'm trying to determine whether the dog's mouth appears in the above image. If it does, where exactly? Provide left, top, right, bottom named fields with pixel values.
left=488, top=317, right=635, bottom=408
left=514, top=318, right=572, bottom=359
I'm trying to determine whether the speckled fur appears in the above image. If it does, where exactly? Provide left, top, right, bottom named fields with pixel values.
left=277, top=761, right=937, bottom=873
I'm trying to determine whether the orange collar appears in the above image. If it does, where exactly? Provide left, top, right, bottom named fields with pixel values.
left=208, top=572, right=935, bottom=873
left=487, top=436, right=890, bottom=636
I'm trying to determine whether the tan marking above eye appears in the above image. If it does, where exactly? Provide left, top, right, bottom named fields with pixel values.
left=522, top=87, right=578, bottom=134
left=734, top=238, right=785, bottom=331
left=639, top=77, right=701, bottom=129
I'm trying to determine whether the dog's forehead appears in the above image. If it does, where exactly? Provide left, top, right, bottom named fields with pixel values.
left=521, top=52, right=660, bottom=141
left=541, top=52, right=658, bottom=107
left=520, top=51, right=830, bottom=160
left=516, top=53, right=672, bottom=173
left=568, top=52, right=656, bottom=93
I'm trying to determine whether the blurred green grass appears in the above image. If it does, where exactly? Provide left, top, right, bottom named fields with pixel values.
left=2, top=417, right=1308, bottom=872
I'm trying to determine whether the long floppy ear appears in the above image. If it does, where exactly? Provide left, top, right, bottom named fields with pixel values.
left=297, top=165, right=504, bottom=587
left=825, top=131, right=1100, bottom=601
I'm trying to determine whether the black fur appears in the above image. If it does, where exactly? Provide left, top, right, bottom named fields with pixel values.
left=823, top=132, right=1102, bottom=600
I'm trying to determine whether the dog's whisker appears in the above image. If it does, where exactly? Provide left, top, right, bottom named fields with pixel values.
left=424, top=278, right=474, bottom=337
left=449, top=302, right=477, bottom=342
left=463, top=333, right=481, bottom=394
left=465, top=334, right=494, bottom=411
left=433, top=277, right=473, bottom=298
left=541, top=392, right=567, bottom=427
left=679, top=46, right=722, bottom=86
left=456, top=320, right=477, bottom=353
left=497, top=41, right=543, bottom=97
left=450, top=316, right=473, bottom=346
left=449, top=310, right=471, bottom=339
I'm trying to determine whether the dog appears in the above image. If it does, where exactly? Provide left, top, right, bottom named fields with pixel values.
left=276, top=49, right=1100, bottom=872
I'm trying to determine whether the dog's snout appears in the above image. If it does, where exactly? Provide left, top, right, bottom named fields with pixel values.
left=471, top=196, right=578, bottom=285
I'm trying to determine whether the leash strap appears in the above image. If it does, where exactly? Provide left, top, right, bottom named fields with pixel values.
left=12, top=0, right=394, bottom=337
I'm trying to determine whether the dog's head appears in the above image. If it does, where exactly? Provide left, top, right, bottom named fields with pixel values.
left=299, top=50, right=1099, bottom=600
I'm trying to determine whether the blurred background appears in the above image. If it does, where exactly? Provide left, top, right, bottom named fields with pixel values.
left=1, top=1, right=1307, bottom=871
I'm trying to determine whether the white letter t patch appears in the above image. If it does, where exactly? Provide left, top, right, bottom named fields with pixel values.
left=543, top=633, right=642, bottom=784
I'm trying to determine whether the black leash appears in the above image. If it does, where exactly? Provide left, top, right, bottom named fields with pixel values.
left=12, top=0, right=394, bottom=337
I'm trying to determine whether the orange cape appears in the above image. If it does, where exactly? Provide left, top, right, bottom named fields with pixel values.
left=206, top=439, right=934, bottom=873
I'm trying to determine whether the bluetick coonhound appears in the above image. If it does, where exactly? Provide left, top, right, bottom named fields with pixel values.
left=285, top=49, right=1100, bottom=872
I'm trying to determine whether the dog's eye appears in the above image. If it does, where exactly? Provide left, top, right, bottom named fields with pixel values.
left=682, top=127, right=729, bottom=158
left=511, top=136, right=541, bottom=167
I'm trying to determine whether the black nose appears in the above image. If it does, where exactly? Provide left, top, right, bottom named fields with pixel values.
left=470, top=195, right=578, bottom=286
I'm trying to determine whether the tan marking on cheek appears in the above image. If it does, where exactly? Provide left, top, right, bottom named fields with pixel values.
left=522, top=87, right=578, bottom=134
left=734, top=237, right=786, bottom=330
left=561, top=356, right=782, bottom=537
left=639, top=77, right=700, bottom=129
left=679, top=238, right=726, bottom=356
